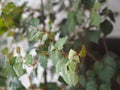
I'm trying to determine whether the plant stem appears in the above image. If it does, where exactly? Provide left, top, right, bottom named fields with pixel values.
left=41, top=0, right=45, bottom=31
left=86, top=51, right=98, bottom=61
left=102, top=36, right=108, bottom=54
left=44, top=69, right=48, bottom=90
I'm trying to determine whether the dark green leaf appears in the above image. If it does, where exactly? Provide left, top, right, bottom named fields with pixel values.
left=82, top=0, right=95, bottom=9
left=100, top=19, right=113, bottom=36
left=86, top=30, right=100, bottom=43
left=86, top=81, right=97, bottom=90
left=99, top=84, right=111, bottom=90
left=0, top=76, right=7, bottom=86
left=79, top=75, right=86, bottom=87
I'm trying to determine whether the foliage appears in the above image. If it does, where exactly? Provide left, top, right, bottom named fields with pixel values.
left=0, top=0, right=119, bottom=90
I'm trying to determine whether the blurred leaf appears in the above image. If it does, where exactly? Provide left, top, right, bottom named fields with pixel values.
left=2, top=2, right=16, bottom=15
left=61, top=61, right=78, bottom=86
left=42, top=33, right=48, bottom=42
left=38, top=55, right=48, bottom=69
left=99, top=84, right=111, bottom=90
left=56, top=58, right=67, bottom=74
left=29, top=30, right=41, bottom=42
left=50, top=50, right=62, bottom=65
left=90, top=12, right=101, bottom=27
left=55, top=36, right=68, bottom=50
left=9, top=78, right=26, bottom=90
left=76, top=10, right=83, bottom=24
left=99, top=66, right=115, bottom=83
left=86, top=30, right=100, bottom=43
left=93, top=2, right=102, bottom=9
left=2, top=47, right=8, bottom=55
left=16, top=46, right=21, bottom=54
left=103, top=54, right=116, bottom=69
left=68, top=49, right=79, bottom=62
left=7, top=50, right=14, bottom=59
left=66, top=11, right=76, bottom=34
left=82, top=0, right=95, bottom=9
left=79, top=75, right=86, bottom=87
left=0, top=18, right=8, bottom=35
left=9, top=57, right=17, bottom=65
left=79, top=45, right=86, bottom=57
left=86, top=70, right=95, bottom=81
left=29, top=18, right=40, bottom=27
left=13, top=63, right=26, bottom=77
left=94, top=61, right=104, bottom=73
left=25, top=54, right=34, bottom=65
left=100, top=19, right=113, bottom=36
left=2, top=64, right=16, bottom=77
left=86, top=81, right=97, bottom=90
left=0, top=76, right=7, bottom=86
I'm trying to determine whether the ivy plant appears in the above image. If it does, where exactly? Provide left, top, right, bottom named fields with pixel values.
left=0, top=0, right=119, bottom=90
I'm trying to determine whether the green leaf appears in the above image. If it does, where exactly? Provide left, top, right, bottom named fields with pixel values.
left=0, top=18, right=8, bottom=35
left=94, top=61, right=104, bottom=73
left=86, top=81, right=97, bottom=90
left=55, top=36, right=68, bottom=50
left=25, top=54, right=34, bottom=65
left=0, top=76, right=7, bottom=86
left=62, top=67, right=79, bottom=86
left=76, top=10, right=83, bottom=24
left=99, top=66, right=115, bottom=83
left=56, top=58, right=67, bottom=74
left=42, top=33, right=48, bottom=42
left=79, top=75, right=86, bottom=87
left=79, top=45, right=86, bottom=57
left=93, top=2, right=102, bottom=9
left=66, top=11, right=76, bottom=34
left=29, top=18, right=40, bottom=27
left=50, top=50, right=62, bottom=65
left=103, top=55, right=116, bottom=69
left=2, top=47, right=8, bottom=55
left=100, top=19, right=113, bottom=36
left=29, top=30, right=41, bottom=42
left=68, top=49, right=79, bottom=62
left=82, top=0, right=95, bottom=9
left=86, top=70, right=95, bottom=81
left=9, top=57, right=17, bottom=65
left=99, top=84, right=111, bottom=90
left=61, top=61, right=79, bottom=86
left=86, top=30, right=100, bottom=43
left=2, top=2, right=16, bottom=15
left=13, top=63, right=26, bottom=77
left=9, top=78, right=26, bottom=90
left=90, top=12, right=101, bottom=27
left=2, top=64, right=16, bottom=77
left=38, top=55, right=48, bottom=69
